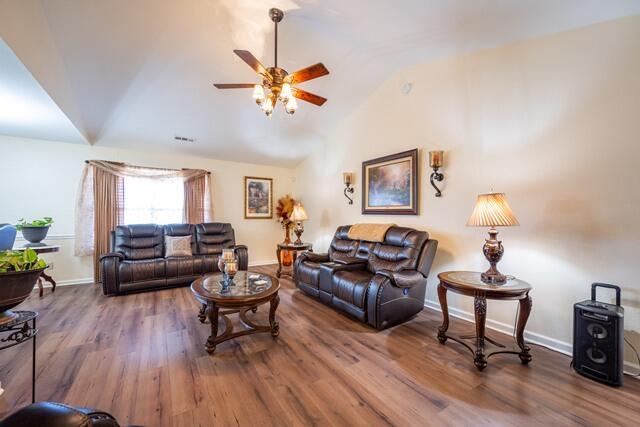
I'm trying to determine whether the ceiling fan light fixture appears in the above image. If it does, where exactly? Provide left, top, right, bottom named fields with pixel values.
left=262, top=94, right=274, bottom=116
left=285, top=96, right=297, bottom=114
left=252, top=84, right=265, bottom=103
left=280, top=83, right=292, bottom=102
left=213, top=8, right=329, bottom=117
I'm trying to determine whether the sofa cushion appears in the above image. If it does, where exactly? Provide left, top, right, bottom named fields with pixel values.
left=118, top=259, right=166, bottom=284
left=332, top=270, right=374, bottom=309
left=196, top=223, right=235, bottom=255
left=114, top=224, right=164, bottom=260
left=166, top=256, right=202, bottom=277
left=297, top=260, right=322, bottom=288
left=367, top=227, right=428, bottom=273
left=328, top=225, right=358, bottom=261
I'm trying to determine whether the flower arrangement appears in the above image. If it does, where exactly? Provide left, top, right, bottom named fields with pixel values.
left=276, top=195, right=296, bottom=230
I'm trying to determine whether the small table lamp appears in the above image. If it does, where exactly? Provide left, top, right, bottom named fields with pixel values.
left=467, top=193, right=519, bottom=284
left=289, top=204, right=308, bottom=245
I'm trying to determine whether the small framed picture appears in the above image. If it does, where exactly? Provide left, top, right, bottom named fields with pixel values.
left=362, top=149, right=419, bottom=215
left=244, top=177, right=273, bottom=219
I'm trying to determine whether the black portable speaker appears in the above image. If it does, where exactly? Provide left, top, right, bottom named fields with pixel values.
left=573, top=283, right=624, bottom=386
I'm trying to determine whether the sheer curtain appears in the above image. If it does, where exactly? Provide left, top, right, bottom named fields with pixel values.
left=75, top=160, right=213, bottom=283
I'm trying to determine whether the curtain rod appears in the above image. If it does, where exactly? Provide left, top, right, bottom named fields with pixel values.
left=84, top=160, right=211, bottom=174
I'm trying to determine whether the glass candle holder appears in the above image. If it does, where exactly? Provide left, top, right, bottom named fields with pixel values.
left=224, top=260, right=238, bottom=284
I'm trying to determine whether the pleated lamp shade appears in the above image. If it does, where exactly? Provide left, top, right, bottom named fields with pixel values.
left=290, top=204, right=308, bottom=221
left=467, top=193, right=519, bottom=227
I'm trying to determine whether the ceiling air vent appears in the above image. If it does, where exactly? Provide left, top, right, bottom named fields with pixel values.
left=174, top=136, right=195, bottom=143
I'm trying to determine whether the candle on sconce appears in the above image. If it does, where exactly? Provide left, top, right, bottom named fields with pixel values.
left=343, top=172, right=354, bottom=185
left=429, top=151, right=444, bottom=168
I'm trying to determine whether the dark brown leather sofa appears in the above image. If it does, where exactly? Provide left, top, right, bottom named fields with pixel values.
left=294, top=225, right=437, bottom=329
left=100, top=223, right=247, bottom=295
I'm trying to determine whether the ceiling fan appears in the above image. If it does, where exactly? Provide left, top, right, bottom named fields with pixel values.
left=213, top=8, right=329, bottom=116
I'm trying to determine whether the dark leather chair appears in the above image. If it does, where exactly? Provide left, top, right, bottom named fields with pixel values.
left=100, top=222, right=248, bottom=295
left=0, top=402, right=122, bottom=426
left=294, top=225, right=438, bottom=329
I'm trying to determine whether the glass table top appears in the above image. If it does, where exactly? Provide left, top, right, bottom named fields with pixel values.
left=200, top=271, right=275, bottom=298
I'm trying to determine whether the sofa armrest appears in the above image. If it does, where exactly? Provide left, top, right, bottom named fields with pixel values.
left=376, top=269, right=425, bottom=288
left=99, top=252, right=124, bottom=262
left=332, top=256, right=367, bottom=266
left=299, top=251, right=329, bottom=263
left=233, top=245, right=249, bottom=271
left=99, top=253, right=123, bottom=296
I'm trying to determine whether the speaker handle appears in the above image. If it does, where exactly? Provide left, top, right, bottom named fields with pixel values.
left=591, top=283, right=621, bottom=306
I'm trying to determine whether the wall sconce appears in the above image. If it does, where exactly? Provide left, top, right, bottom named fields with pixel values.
left=429, top=151, right=444, bottom=197
left=343, top=172, right=355, bottom=204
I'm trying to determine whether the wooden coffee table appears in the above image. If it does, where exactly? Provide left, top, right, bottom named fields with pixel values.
left=191, top=271, right=280, bottom=354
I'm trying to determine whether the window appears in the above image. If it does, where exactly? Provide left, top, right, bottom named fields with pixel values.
left=123, top=176, right=184, bottom=224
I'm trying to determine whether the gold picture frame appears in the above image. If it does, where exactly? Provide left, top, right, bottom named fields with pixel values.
left=244, top=176, right=273, bottom=219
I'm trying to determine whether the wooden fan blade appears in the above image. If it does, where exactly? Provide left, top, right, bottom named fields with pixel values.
left=233, top=50, right=272, bottom=80
left=285, top=63, right=329, bottom=84
left=292, top=87, right=327, bottom=106
left=213, top=83, right=256, bottom=89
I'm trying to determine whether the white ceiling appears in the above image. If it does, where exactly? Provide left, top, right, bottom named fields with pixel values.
left=1, top=0, right=640, bottom=167
left=0, top=39, right=86, bottom=144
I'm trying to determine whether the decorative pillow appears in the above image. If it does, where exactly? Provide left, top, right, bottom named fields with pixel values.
left=165, top=235, right=192, bottom=257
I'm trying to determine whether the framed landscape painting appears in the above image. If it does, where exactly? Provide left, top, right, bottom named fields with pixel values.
left=362, top=149, right=419, bottom=215
left=244, top=177, right=273, bottom=219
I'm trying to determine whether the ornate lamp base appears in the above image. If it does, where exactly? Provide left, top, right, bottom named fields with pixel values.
left=481, top=227, right=507, bottom=284
left=293, top=221, right=304, bottom=245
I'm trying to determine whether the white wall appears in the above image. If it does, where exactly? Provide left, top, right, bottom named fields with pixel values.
left=294, top=16, right=640, bottom=370
left=0, top=135, right=295, bottom=284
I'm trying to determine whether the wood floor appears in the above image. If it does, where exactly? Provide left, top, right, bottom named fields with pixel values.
left=0, top=264, right=638, bottom=426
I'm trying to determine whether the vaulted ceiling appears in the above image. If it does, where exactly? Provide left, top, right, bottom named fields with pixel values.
left=1, top=0, right=639, bottom=166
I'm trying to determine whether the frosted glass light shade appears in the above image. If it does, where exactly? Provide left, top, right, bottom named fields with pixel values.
left=290, top=204, right=308, bottom=221
left=467, top=193, right=519, bottom=227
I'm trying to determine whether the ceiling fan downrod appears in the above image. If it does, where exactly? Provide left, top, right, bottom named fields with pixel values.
left=269, top=8, right=284, bottom=68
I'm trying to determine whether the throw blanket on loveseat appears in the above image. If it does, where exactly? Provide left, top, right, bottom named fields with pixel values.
left=347, top=223, right=395, bottom=243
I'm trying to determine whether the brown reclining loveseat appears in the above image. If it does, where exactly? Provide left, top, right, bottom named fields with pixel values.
left=293, top=225, right=437, bottom=329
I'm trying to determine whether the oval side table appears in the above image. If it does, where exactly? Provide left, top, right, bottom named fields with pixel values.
left=436, top=271, right=532, bottom=371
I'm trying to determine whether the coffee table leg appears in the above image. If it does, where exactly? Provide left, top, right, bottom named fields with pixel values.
left=205, top=303, right=219, bottom=354
left=276, top=247, right=282, bottom=278
left=517, top=294, right=533, bottom=364
left=198, top=303, right=207, bottom=323
left=37, top=277, right=44, bottom=298
left=269, top=293, right=280, bottom=337
left=474, top=294, right=488, bottom=371
left=437, top=282, right=449, bottom=344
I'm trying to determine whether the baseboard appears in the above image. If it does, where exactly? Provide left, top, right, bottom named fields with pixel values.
left=40, top=263, right=279, bottom=289
left=249, top=260, right=278, bottom=267
left=425, top=299, right=640, bottom=379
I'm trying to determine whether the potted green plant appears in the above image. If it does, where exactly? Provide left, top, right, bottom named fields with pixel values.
left=16, top=217, right=54, bottom=244
left=0, top=248, right=46, bottom=325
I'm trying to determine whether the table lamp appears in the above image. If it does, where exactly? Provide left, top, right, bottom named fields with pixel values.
left=467, top=192, right=519, bottom=284
left=289, top=203, right=308, bottom=245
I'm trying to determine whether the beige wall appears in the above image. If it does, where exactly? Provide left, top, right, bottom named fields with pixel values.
left=0, top=135, right=294, bottom=284
left=294, top=16, right=640, bottom=370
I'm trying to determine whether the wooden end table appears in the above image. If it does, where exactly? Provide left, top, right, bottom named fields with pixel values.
left=276, top=242, right=312, bottom=278
left=437, top=271, right=532, bottom=371
left=13, top=243, right=60, bottom=297
left=191, top=271, right=280, bottom=354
